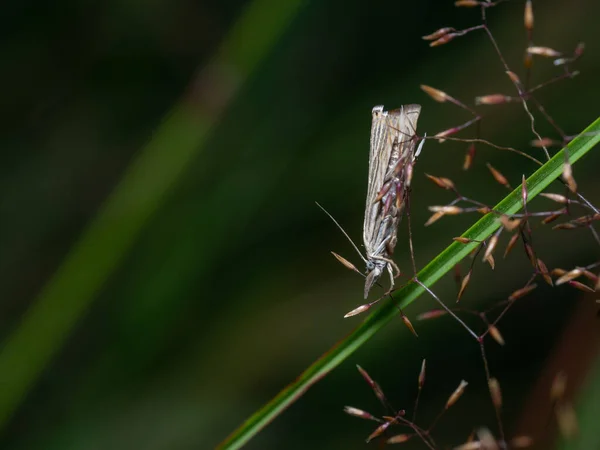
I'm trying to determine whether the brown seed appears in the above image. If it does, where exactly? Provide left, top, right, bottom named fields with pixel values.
left=421, top=85, right=450, bottom=103
left=488, top=378, right=502, bottom=409
left=357, top=365, right=388, bottom=407
left=542, top=212, right=564, bottom=225
left=417, top=309, right=448, bottom=320
left=486, top=163, right=511, bottom=189
left=500, top=215, right=521, bottom=231
left=422, top=27, right=456, bottom=41
left=425, top=211, right=445, bottom=226
left=506, top=70, right=521, bottom=85
left=477, top=206, right=492, bottom=214
left=537, top=259, right=553, bottom=286
left=434, top=127, right=459, bottom=141
left=524, top=0, right=534, bottom=31
left=504, top=232, right=520, bottom=258
left=475, top=94, right=512, bottom=105
left=343, top=406, right=379, bottom=421
left=455, top=0, right=479, bottom=6
left=454, top=442, right=482, bottom=450
left=482, top=235, right=499, bottom=264
left=344, top=304, right=372, bottom=318
left=551, top=268, right=567, bottom=277
left=527, top=46, right=561, bottom=57
left=555, top=268, right=583, bottom=285
left=418, top=359, right=426, bottom=388
left=531, top=137, right=558, bottom=148
left=540, top=192, right=569, bottom=204
left=562, top=157, right=577, bottom=193
left=429, top=205, right=463, bottom=215
left=463, top=143, right=476, bottom=170
left=430, top=33, right=457, bottom=47
left=524, top=52, right=533, bottom=69
left=446, top=380, right=469, bottom=408
left=521, top=175, right=528, bottom=206
left=366, top=421, right=393, bottom=443
left=401, top=312, right=419, bottom=338
left=425, top=173, right=455, bottom=189
left=509, top=283, right=538, bottom=301
left=331, top=251, right=361, bottom=274
left=387, top=434, right=411, bottom=444
left=568, top=280, right=595, bottom=293
left=454, top=237, right=473, bottom=244
left=511, top=435, right=534, bottom=448
left=457, top=270, right=472, bottom=302
left=488, top=325, right=505, bottom=346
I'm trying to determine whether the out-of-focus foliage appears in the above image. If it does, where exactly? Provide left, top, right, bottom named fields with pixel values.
left=0, top=1, right=598, bottom=449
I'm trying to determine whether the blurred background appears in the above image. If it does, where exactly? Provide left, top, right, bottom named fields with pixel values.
left=1, top=0, right=599, bottom=449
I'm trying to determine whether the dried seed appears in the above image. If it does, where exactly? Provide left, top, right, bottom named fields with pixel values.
left=521, top=175, right=528, bottom=206
left=504, top=232, right=520, bottom=258
left=482, top=235, right=499, bottom=264
left=457, top=270, right=472, bottom=302
left=537, top=259, right=553, bottom=286
left=331, top=251, right=361, bottom=274
left=542, top=212, right=564, bottom=225
left=509, top=283, right=537, bottom=301
left=366, top=421, right=393, bottom=443
left=417, top=309, right=448, bottom=320
left=430, top=33, right=458, bottom=47
left=387, top=434, right=411, bottom=444
left=488, top=325, right=505, bottom=346
left=454, top=237, right=473, bottom=244
left=343, top=406, right=379, bottom=421
left=511, top=435, right=534, bottom=448
left=425, top=211, right=445, bottom=226
left=429, top=205, right=463, bottom=215
left=540, top=192, right=569, bottom=204
left=486, top=163, right=511, bottom=189
left=401, top=312, right=419, bottom=338
left=524, top=0, right=534, bottom=31
left=562, top=157, right=577, bottom=193
left=555, top=268, right=583, bottom=285
left=475, top=94, right=512, bottom=105
left=488, top=378, right=502, bottom=409
left=527, top=46, right=561, bottom=57
left=500, top=215, right=521, bottom=231
left=422, top=27, right=456, bottom=41
left=344, top=303, right=372, bottom=318
left=568, top=280, right=595, bottom=293
left=357, top=365, right=388, bottom=407
left=425, top=173, right=455, bottom=189
left=464, top=143, right=476, bottom=170
left=455, top=0, right=479, bottom=7
left=446, top=380, right=469, bottom=408
left=531, top=137, right=558, bottom=148
left=421, top=85, right=451, bottom=103
left=418, top=359, right=426, bottom=388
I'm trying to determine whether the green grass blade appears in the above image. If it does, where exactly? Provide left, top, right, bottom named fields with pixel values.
left=0, top=0, right=304, bottom=430
left=218, top=116, right=600, bottom=450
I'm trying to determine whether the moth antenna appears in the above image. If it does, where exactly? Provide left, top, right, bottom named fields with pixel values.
left=316, top=201, right=369, bottom=265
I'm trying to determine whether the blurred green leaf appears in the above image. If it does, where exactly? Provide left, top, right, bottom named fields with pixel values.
left=0, top=0, right=304, bottom=430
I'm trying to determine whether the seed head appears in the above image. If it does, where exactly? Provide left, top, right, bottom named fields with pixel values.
left=527, top=46, right=561, bottom=57
left=446, top=380, right=469, bottom=408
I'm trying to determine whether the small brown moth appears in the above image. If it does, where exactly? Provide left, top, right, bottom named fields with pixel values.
left=321, top=105, right=423, bottom=299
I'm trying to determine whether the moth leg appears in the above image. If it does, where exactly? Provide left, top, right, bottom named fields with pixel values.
left=371, top=254, right=401, bottom=279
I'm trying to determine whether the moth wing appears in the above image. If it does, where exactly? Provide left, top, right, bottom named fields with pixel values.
left=362, top=105, right=421, bottom=252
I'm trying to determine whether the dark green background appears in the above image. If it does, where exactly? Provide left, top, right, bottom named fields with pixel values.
left=1, top=1, right=599, bottom=449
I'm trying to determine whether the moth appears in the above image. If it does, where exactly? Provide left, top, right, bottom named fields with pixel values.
left=321, top=104, right=423, bottom=300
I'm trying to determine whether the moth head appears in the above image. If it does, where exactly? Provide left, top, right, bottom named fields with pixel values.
left=364, top=261, right=384, bottom=299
